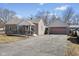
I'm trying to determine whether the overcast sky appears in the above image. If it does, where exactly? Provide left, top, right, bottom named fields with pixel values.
left=0, top=3, right=79, bottom=18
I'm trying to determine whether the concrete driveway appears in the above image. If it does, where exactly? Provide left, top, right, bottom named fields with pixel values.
left=0, top=35, right=69, bottom=56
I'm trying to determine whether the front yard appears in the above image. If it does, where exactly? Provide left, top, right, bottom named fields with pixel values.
left=65, top=36, right=79, bottom=56
left=0, top=34, right=79, bottom=56
left=0, top=35, right=27, bottom=43
left=0, top=35, right=68, bottom=56
left=65, top=43, right=79, bottom=56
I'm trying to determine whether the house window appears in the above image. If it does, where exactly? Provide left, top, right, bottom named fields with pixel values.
left=8, top=25, right=17, bottom=32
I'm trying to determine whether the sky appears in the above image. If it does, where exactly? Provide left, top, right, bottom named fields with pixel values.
left=0, top=3, right=79, bottom=18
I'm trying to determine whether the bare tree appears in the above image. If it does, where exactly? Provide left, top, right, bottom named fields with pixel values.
left=49, top=14, right=57, bottom=23
left=49, top=14, right=61, bottom=24
left=35, top=10, right=50, bottom=26
left=63, top=7, right=74, bottom=25
left=0, top=8, right=16, bottom=23
left=71, top=14, right=79, bottom=25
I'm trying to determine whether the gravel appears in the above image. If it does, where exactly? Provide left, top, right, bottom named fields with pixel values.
left=0, top=35, right=69, bottom=56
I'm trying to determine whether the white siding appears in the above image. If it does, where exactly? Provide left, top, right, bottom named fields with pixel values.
left=38, top=19, right=45, bottom=35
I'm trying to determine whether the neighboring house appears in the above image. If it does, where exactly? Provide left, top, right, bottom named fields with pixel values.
left=5, top=17, right=45, bottom=35
left=29, top=18, right=45, bottom=35
left=47, top=20, right=69, bottom=34
left=0, top=18, right=5, bottom=28
left=69, top=25, right=79, bottom=30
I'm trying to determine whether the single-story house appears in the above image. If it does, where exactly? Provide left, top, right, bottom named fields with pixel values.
left=5, top=17, right=45, bottom=35
left=47, top=20, right=69, bottom=34
left=0, top=17, right=5, bottom=28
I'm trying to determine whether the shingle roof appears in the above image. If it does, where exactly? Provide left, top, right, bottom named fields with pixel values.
left=48, top=20, right=68, bottom=27
left=6, top=17, right=42, bottom=25
left=6, top=17, right=22, bottom=25
left=19, top=20, right=35, bottom=26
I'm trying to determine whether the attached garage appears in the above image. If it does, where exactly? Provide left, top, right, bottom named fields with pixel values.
left=49, top=27, right=68, bottom=34
left=48, top=20, right=69, bottom=34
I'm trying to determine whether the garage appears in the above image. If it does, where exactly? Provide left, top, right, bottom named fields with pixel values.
left=48, top=20, right=69, bottom=34
left=49, top=27, right=68, bottom=34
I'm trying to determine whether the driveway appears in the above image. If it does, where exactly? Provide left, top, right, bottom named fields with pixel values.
left=0, top=35, right=69, bottom=56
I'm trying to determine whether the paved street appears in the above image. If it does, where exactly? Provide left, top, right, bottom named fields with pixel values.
left=0, top=35, right=69, bottom=56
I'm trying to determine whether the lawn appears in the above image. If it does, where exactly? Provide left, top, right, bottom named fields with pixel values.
left=65, top=36, right=79, bottom=56
left=65, top=43, right=79, bottom=56
left=0, top=35, right=27, bottom=43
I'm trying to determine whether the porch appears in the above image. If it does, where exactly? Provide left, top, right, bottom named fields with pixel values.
left=5, top=25, right=35, bottom=36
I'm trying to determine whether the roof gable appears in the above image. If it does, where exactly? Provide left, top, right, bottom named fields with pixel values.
left=19, top=20, right=35, bottom=26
